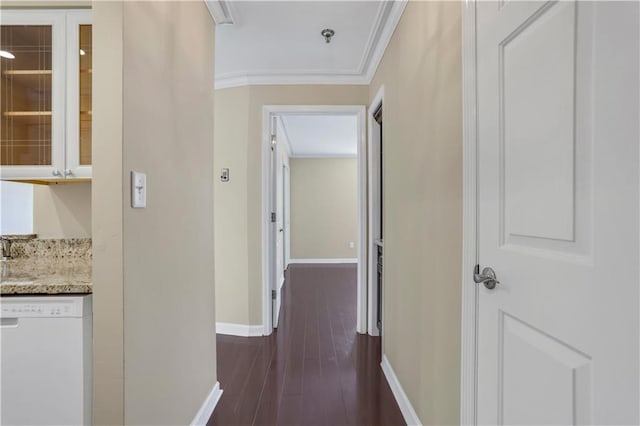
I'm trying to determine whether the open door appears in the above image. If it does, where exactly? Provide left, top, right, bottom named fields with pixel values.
left=271, top=117, right=287, bottom=329
left=475, top=2, right=639, bottom=423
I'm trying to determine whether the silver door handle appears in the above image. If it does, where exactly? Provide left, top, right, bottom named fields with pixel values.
left=474, top=265, right=499, bottom=290
left=279, top=228, right=284, bottom=232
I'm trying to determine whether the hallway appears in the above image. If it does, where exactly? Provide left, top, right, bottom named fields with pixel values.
left=208, top=264, right=405, bottom=426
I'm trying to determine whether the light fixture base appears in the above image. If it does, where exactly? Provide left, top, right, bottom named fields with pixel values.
left=321, top=28, right=335, bottom=44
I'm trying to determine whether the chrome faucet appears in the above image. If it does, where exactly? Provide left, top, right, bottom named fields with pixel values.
left=1, top=237, right=12, bottom=260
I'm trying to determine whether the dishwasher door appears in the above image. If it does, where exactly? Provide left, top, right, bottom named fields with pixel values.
left=0, top=295, right=92, bottom=426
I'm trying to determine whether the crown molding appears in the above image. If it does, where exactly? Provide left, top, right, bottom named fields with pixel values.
left=356, top=1, right=394, bottom=76
left=362, top=0, right=408, bottom=83
left=215, top=71, right=368, bottom=90
left=205, top=0, right=234, bottom=25
left=214, top=0, right=408, bottom=89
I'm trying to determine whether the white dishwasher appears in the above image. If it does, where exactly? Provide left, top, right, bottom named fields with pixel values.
left=0, top=295, right=92, bottom=425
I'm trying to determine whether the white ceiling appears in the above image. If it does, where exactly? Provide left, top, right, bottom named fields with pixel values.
left=214, top=1, right=407, bottom=88
left=279, top=115, right=358, bottom=157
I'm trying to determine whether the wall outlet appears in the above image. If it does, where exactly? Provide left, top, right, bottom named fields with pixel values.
left=349, top=241, right=355, bottom=249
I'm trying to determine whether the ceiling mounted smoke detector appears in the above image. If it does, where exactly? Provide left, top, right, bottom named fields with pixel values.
left=321, top=28, right=335, bottom=44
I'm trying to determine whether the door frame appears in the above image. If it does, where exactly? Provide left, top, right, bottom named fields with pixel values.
left=460, top=0, right=479, bottom=425
left=261, top=105, right=368, bottom=336
left=283, top=163, right=291, bottom=270
left=367, top=86, right=384, bottom=336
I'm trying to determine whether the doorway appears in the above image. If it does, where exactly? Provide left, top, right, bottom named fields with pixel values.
left=261, top=106, right=368, bottom=335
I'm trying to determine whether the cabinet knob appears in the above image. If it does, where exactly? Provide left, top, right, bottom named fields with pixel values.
left=64, top=169, right=73, bottom=177
left=52, top=169, right=62, bottom=177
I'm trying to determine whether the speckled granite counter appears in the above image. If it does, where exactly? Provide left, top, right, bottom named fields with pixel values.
left=1, top=238, right=92, bottom=295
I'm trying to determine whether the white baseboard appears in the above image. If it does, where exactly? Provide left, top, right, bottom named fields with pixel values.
left=289, top=258, right=357, bottom=264
left=191, top=381, right=223, bottom=426
left=216, top=322, right=264, bottom=337
left=381, top=354, right=422, bottom=426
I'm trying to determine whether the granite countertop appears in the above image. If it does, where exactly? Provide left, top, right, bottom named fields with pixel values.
left=1, top=258, right=92, bottom=295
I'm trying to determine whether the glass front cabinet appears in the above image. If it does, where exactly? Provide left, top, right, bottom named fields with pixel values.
left=0, top=10, right=92, bottom=181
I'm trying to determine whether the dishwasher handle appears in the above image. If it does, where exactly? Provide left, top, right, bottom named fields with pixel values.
left=0, top=318, right=19, bottom=328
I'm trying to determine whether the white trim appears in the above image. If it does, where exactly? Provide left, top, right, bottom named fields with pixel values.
left=381, top=355, right=422, bottom=426
left=204, top=0, right=235, bottom=25
left=367, top=85, right=384, bottom=337
left=460, top=1, right=479, bottom=425
left=216, top=323, right=264, bottom=337
left=215, top=73, right=367, bottom=90
left=65, top=10, right=92, bottom=179
left=262, top=105, right=368, bottom=336
left=289, top=258, right=358, bottom=265
left=213, top=0, right=407, bottom=90
left=362, top=0, right=408, bottom=83
left=190, top=381, right=223, bottom=426
left=289, top=153, right=357, bottom=159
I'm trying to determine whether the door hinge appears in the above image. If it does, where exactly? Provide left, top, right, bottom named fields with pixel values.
left=271, top=212, right=277, bottom=223
left=272, top=289, right=277, bottom=300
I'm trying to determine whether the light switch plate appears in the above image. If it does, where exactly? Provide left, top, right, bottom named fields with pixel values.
left=131, top=171, right=147, bottom=208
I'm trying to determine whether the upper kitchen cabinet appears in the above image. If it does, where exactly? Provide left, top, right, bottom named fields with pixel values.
left=0, top=10, right=92, bottom=181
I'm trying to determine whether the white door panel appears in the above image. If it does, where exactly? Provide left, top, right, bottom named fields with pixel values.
left=477, top=1, right=639, bottom=424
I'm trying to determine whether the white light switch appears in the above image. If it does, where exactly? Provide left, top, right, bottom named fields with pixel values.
left=131, top=171, right=147, bottom=208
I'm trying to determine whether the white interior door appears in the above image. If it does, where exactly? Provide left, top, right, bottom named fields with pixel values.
left=476, top=1, right=639, bottom=424
left=274, top=160, right=285, bottom=327
left=271, top=118, right=284, bottom=328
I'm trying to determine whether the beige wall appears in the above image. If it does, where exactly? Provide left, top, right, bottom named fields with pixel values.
left=290, top=158, right=358, bottom=260
left=92, top=1, right=124, bottom=424
left=121, top=2, right=216, bottom=424
left=213, top=85, right=368, bottom=326
left=33, top=183, right=91, bottom=238
left=370, top=2, right=463, bottom=424
left=214, top=86, right=251, bottom=325
left=93, top=2, right=217, bottom=424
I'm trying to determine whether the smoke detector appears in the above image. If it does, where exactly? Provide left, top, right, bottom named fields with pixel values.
left=321, top=28, right=335, bottom=44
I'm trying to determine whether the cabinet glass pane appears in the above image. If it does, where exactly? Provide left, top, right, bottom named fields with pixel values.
left=0, top=25, right=53, bottom=166
left=79, top=24, right=91, bottom=166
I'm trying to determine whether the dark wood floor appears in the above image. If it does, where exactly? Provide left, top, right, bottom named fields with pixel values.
left=208, top=264, right=405, bottom=426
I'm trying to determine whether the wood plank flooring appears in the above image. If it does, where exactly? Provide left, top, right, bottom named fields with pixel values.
left=208, top=264, right=405, bottom=426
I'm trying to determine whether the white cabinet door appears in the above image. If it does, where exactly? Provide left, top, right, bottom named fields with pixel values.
left=476, top=1, right=639, bottom=424
left=1, top=10, right=92, bottom=181
left=0, top=11, right=66, bottom=180
left=65, top=10, right=92, bottom=179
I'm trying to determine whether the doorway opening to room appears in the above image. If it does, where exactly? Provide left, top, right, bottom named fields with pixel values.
left=261, top=105, right=374, bottom=337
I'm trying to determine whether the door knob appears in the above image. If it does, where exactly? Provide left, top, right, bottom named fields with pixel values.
left=64, top=169, right=73, bottom=177
left=474, top=265, right=499, bottom=290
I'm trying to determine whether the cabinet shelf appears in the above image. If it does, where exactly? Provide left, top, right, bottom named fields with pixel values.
left=4, top=111, right=52, bottom=117
left=3, top=70, right=52, bottom=76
